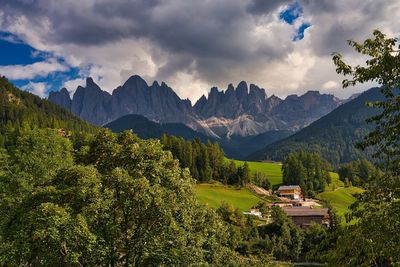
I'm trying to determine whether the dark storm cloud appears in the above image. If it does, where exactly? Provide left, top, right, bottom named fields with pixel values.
left=300, top=0, right=397, bottom=56
left=247, top=0, right=292, bottom=15
left=1, top=0, right=291, bottom=80
left=2, top=0, right=398, bottom=100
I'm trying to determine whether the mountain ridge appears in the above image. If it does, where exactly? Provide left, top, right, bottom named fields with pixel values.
left=248, top=87, right=384, bottom=165
left=49, top=74, right=344, bottom=138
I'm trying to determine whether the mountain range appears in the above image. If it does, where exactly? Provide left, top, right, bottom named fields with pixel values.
left=49, top=75, right=344, bottom=139
left=249, top=87, right=384, bottom=165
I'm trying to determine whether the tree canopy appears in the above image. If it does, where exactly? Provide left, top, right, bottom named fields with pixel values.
left=282, top=151, right=331, bottom=196
left=0, top=128, right=277, bottom=266
left=330, top=30, right=400, bottom=265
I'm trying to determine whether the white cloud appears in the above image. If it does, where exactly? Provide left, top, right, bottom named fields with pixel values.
left=1, top=0, right=399, bottom=101
left=22, top=81, right=48, bottom=98
left=322, top=81, right=339, bottom=90
left=62, top=77, right=85, bottom=96
left=0, top=59, right=69, bottom=80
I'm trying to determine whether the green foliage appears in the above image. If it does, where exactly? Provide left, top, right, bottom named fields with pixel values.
left=302, top=223, right=328, bottom=261
left=161, top=135, right=250, bottom=186
left=0, top=76, right=97, bottom=150
left=232, top=159, right=281, bottom=186
left=338, top=159, right=380, bottom=187
left=282, top=151, right=331, bottom=195
left=0, top=128, right=277, bottom=266
left=250, top=87, right=384, bottom=166
left=258, top=206, right=304, bottom=261
left=252, top=171, right=271, bottom=190
left=216, top=203, right=308, bottom=263
left=330, top=30, right=400, bottom=265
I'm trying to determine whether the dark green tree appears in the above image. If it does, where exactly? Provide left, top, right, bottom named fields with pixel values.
left=282, top=151, right=330, bottom=194
left=331, top=29, right=400, bottom=266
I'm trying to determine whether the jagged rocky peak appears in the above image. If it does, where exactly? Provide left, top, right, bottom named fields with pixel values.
left=86, top=77, right=95, bottom=86
left=151, top=80, right=160, bottom=88
left=123, top=74, right=148, bottom=87
left=195, top=81, right=269, bottom=119
left=60, top=87, right=70, bottom=96
left=47, top=74, right=346, bottom=138
left=235, top=81, right=248, bottom=99
left=249, top=84, right=266, bottom=96
left=209, top=86, right=221, bottom=97
left=48, top=87, right=72, bottom=110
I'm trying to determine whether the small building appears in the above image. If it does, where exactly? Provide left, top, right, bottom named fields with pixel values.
left=58, top=128, right=67, bottom=137
left=277, top=185, right=302, bottom=200
left=283, top=207, right=330, bottom=228
left=243, top=209, right=263, bottom=219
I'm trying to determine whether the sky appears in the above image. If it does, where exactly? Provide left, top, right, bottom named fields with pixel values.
left=0, top=0, right=399, bottom=102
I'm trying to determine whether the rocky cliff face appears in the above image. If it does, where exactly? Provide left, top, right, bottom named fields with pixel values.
left=193, top=82, right=342, bottom=136
left=48, top=75, right=343, bottom=138
left=111, top=75, right=196, bottom=124
left=193, top=82, right=272, bottom=119
left=48, top=88, right=71, bottom=110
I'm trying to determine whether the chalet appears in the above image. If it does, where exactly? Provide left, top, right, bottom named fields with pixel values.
left=277, top=185, right=302, bottom=200
left=283, top=207, right=330, bottom=228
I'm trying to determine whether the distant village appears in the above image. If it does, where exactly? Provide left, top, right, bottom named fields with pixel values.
left=244, top=185, right=330, bottom=228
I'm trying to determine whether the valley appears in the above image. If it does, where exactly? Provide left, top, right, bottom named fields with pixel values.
left=1, top=1, right=398, bottom=264
left=195, top=159, right=362, bottom=222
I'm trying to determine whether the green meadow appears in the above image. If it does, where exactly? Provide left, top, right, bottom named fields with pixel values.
left=316, top=186, right=364, bottom=217
left=317, top=172, right=363, bottom=218
left=231, top=159, right=283, bottom=186
left=196, top=160, right=362, bottom=220
left=195, top=183, right=263, bottom=211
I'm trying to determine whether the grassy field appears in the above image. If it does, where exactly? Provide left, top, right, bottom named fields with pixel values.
left=231, top=159, right=283, bottom=186
left=198, top=160, right=362, bottom=218
left=318, top=172, right=363, bottom=218
left=325, top=172, right=345, bottom=191
left=316, top=186, right=364, bottom=217
left=195, top=183, right=262, bottom=211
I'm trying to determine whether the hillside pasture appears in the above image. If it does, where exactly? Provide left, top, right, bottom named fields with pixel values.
left=316, top=186, right=364, bottom=217
left=195, top=183, right=263, bottom=211
left=231, top=159, right=283, bottom=186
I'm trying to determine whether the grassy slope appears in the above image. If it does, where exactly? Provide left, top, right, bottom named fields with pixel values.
left=317, top=171, right=363, bottom=218
left=316, top=187, right=364, bottom=217
left=195, top=184, right=262, bottom=211
left=326, top=172, right=344, bottom=191
left=197, top=159, right=362, bottom=218
left=232, top=159, right=283, bottom=186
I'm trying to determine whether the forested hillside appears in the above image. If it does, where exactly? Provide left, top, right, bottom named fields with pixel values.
left=250, top=88, right=384, bottom=165
left=0, top=76, right=97, bottom=147
left=105, top=114, right=210, bottom=142
left=105, top=113, right=293, bottom=159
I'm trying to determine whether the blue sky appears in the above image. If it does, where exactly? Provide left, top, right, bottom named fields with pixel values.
left=0, top=32, right=81, bottom=97
left=279, top=1, right=312, bottom=41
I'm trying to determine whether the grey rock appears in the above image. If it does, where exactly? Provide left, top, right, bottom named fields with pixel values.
left=48, top=88, right=71, bottom=110
left=48, top=74, right=343, bottom=138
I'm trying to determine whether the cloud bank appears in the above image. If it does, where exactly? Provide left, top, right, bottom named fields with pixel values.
left=0, top=0, right=399, bottom=101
